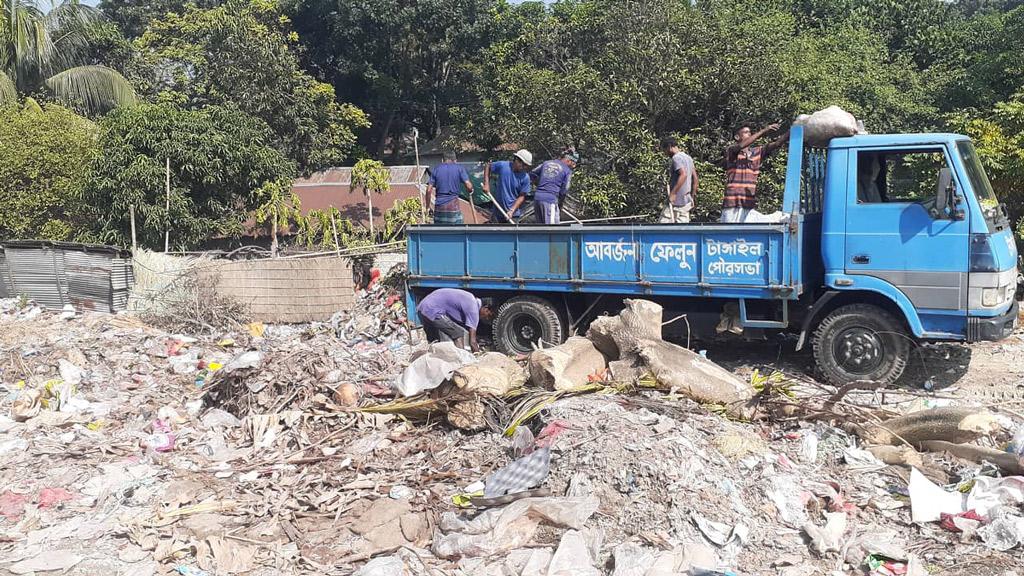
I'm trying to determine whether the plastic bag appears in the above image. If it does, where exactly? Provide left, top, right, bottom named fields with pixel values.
left=432, top=496, right=600, bottom=559
left=794, top=105, right=860, bottom=147
left=393, top=342, right=476, bottom=397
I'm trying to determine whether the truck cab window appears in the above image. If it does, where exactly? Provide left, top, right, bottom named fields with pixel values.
left=856, top=150, right=949, bottom=204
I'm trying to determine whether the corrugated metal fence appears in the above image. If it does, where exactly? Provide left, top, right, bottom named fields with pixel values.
left=0, top=241, right=133, bottom=312
left=0, top=248, right=9, bottom=299
left=1, top=243, right=403, bottom=322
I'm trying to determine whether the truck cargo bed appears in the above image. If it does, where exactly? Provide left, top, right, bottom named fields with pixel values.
left=407, top=221, right=805, bottom=301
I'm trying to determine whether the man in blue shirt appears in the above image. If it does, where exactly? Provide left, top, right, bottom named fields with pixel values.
left=417, top=288, right=494, bottom=352
left=530, top=149, right=578, bottom=224
left=426, top=151, right=473, bottom=225
left=483, top=149, right=533, bottom=223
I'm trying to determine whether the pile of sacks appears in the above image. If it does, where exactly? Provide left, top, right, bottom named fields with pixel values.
left=529, top=299, right=757, bottom=418
left=388, top=299, right=759, bottom=430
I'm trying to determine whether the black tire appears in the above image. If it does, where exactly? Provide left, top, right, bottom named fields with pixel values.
left=493, top=296, right=566, bottom=355
left=811, top=304, right=910, bottom=386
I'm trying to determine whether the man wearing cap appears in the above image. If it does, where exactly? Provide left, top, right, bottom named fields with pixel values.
left=426, top=150, right=473, bottom=225
left=483, top=149, right=533, bottom=223
left=416, top=288, right=494, bottom=353
left=530, top=149, right=578, bottom=224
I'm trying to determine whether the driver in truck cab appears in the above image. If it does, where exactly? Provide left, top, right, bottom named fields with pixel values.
left=416, top=288, right=494, bottom=353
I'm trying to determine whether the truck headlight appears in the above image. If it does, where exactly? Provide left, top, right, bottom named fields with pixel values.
left=983, top=287, right=1002, bottom=307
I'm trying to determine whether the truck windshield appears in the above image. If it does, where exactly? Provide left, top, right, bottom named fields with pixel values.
left=957, top=140, right=1006, bottom=230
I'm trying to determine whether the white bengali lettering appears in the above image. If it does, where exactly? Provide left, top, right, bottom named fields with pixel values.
left=707, top=257, right=762, bottom=277
left=649, top=242, right=698, bottom=270
left=707, top=239, right=764, bottom=258
left=584, top=240, right=637, bottom=263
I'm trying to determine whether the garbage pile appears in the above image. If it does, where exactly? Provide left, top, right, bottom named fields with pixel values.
left=1, top=292, right=1023, bottom=576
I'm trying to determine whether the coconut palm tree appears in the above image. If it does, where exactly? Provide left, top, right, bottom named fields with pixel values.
left=0, top=0, right=136, bottom=114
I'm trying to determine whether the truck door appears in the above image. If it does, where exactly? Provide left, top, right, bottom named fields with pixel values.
left=844, top=146, right=969, bottom=319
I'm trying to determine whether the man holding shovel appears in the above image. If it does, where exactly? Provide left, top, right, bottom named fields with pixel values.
left=483, top=149, right=533, bottom=223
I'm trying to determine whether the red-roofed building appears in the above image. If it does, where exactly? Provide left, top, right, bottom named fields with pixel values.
left=291, top=165, right=490, bottom=226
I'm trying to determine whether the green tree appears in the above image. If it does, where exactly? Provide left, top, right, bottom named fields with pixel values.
left=99, top=0, right=221, bottom=38
left=284, top=0, right=513, bottom=157
left=0, top=100, right=99, bottom=241
left=136, top=0, right=368, bottom=172
left=1, top=0, right=136, bottom=114
left=456, top=0, right=936, bottom=219
left=351, top=159, right=390, bottom=239
left=950, top=91, right=1024, bottom=237
left=86, top=102, right=296, bottom=250
left=253, top=179, right=305, bottom=257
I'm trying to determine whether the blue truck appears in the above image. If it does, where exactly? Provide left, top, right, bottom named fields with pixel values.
left=406, top=126, right=1021, bottom=386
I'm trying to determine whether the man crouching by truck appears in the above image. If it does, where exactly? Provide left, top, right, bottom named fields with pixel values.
left=417, top=288, right=494, bottom=352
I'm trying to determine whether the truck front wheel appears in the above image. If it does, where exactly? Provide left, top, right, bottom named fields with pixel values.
left=493, top=296, right=566, bottom=355
left=812, top=304, right=910, bottom=386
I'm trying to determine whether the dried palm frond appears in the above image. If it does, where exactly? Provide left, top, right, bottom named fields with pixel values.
left=355, top=394, right=448, bottom=420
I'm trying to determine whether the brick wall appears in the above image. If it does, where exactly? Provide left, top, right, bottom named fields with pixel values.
left=208, top=256, right=354, bottom=323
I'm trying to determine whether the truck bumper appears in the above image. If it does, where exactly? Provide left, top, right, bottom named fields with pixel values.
left=967, top=299, right=1019, bottom=342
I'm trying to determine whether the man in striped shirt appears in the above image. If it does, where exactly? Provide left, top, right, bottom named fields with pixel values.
left=720, top=122, right=788, bottom=223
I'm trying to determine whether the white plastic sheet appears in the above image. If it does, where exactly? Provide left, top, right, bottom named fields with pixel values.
left=909, top=468, right=963, bottom=523
left=432, top=496, right=600, bottom=559
left=393, top=342, right=477, bottom=397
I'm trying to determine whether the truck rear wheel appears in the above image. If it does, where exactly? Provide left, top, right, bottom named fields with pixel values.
left=812, top=304, right=910, bottom=386
left=493, top=296, right=565, bottom=355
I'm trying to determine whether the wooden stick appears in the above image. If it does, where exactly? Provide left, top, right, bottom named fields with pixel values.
left=413, top=128, right=427, bottom=222
left=467, top=186, right=479, bottom=224
left=129, top=205, right=137, bottom=253
left=164, top=158, right=171, bottom=252
left=329, top=212, right=341, bottom=258
left=561, top=206, right=585, bottom=225
left=481, top=188, right=513, bottom=223
left=576, top=214, right=650, bottom=223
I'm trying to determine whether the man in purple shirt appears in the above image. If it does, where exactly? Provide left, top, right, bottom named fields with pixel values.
left=426, top=151, right=473, bottom=225
left=530, top=149, right=578, bottom=224
left=417, top=288, right=494, bottom=352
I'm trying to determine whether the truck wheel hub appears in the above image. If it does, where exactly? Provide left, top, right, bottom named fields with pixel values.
left=835, top=328, right=883, bottom=374
left=511, top=315, right=542, bottom=347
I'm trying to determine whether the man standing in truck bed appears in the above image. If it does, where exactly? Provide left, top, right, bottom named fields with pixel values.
left=426, top=151, right=473, bottom=225
left=659, top=137, right=698, bottom=223
left=483, top=149, right=533, bottom=223
left=530, top=149, right=578, bottom=224
left=721, top=122, right=788, bottom=223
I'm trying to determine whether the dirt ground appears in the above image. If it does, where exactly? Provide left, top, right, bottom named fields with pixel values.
left=1, top=298, right=1023, bottom=576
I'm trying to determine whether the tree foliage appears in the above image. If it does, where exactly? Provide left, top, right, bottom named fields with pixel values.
left=101, top=0, right=221, bottom=38
left=0, top=100, right=99, bottom=241
left=455, top=0, right=938, bottom=218
left=136, top=0, right=368, bottom=172
left=0, top=0, right=137, bottom=115
left=253, top=179, right=305, bottom=256
left=86, top=102, right=295, bottom=250
left=351, top=158, right=391, bottom=238
left=951, top=91, right=1024, bottom=236
left=284, top=0, right=515, bottom=157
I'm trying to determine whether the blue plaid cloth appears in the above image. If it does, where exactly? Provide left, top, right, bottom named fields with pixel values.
left=484, top=447, right=551, bottom=497
left=433, top=207, right=464, bottom=225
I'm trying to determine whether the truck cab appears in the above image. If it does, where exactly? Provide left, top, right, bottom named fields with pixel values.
left=804, top=133, right=1019, bottom=384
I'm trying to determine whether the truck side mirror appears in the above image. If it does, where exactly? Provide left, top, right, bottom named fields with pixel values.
left=931, top=167, right=953, bottom=219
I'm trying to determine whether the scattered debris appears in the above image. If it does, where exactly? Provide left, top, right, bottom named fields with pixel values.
left=2, top=292, right=1024, bottom=575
